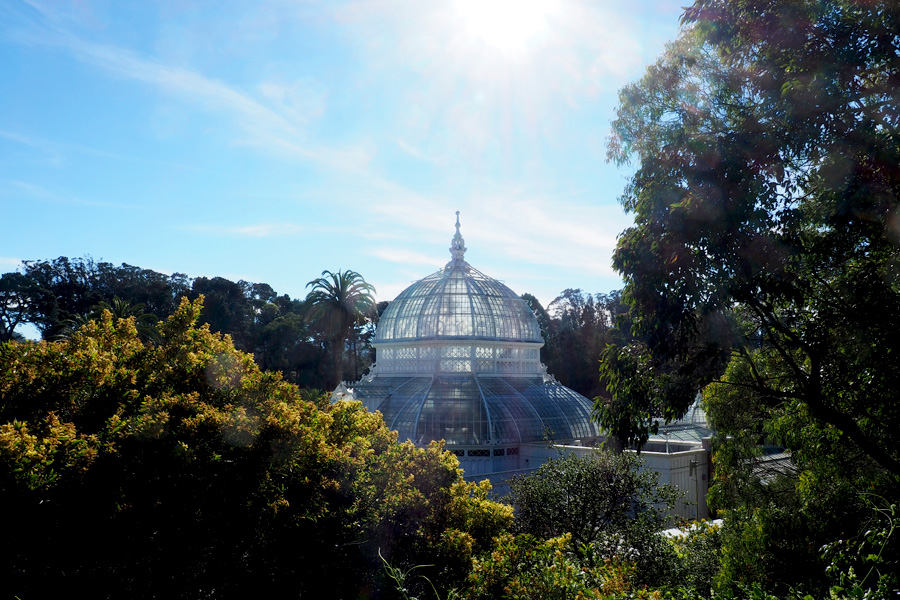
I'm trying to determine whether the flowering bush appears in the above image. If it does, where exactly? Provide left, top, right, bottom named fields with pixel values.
left=1, top=298, right=511, bottom=599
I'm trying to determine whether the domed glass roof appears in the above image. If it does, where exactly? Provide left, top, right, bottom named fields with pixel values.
left=342, top=213, right=599, bottom=450
left=347, top=374, right=598, bottom=446
left=375, top=264, right=544, bottom=344
left=375, top=218, right=543, bottom=345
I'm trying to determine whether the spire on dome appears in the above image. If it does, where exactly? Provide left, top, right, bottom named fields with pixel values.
left=449, top=211, right=467, bottom=264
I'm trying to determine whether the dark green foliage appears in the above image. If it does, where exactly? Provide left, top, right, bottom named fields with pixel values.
left=820, top=496, right=899, bottom=599
left=603, top=0, right=900, bottom=468
left=546, top=290, right=620, bottom=400
left=522, top=290, right=632, bottom=401
left=0, top=272, right=38, bottom=342
left=2, top=257, right=380, bottom=391
left=256, top=311, right=327, bottom=386
left=305, top=269, right=377, bottom=388
left=508, top=451, right=678, bottom=586
left=19, top=256, right=191, bottom=339
left=190, top=275, right=258, bottom=350
left=601, top=0, right=900, bottom=595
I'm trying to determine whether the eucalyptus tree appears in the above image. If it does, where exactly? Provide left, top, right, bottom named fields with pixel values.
left=599, top=1, right=900, bottom=593
left=600, top=1, right=900, bottom=475
left=305, top=269, right=376, bottom=388
left=15, top=257, right=189, bottom=339
left=0, top=272, right=38, bottom=342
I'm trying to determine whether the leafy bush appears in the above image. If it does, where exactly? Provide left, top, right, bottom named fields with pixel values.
left=508, top=450, right=679, bottom=586
left=663, top=519, right=722, bottom=599
left=820, top=496, right=899, bottom=600
left=463, top=532, right=657, bottom=600
left=0, top=298, right=511, bottom=599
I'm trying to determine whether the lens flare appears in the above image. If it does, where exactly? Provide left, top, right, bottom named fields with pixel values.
left=454, top=0, right=558, bottom=57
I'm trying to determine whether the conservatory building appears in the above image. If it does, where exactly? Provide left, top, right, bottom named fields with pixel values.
left=337, top=214, right=600, bottom=476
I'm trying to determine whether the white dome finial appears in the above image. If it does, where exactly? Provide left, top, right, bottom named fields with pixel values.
left=449, top=211, right=467, bottom=263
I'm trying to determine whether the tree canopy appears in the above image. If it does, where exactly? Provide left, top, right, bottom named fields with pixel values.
left=599, top=0, right=900, bottom=476
left=305, top=269, right=377, bottom=388
left=0, top=257, right=385, bottom=392
left=597, top=0, right=900, bottom=595
left=521, top=289, right=631, bottom=401
left=0, top=298, right=511, bottom=599
left=0, top=272, right=37, bottom=342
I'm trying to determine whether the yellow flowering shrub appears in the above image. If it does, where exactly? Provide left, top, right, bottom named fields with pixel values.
left=1, top=297, right=512, bottom=599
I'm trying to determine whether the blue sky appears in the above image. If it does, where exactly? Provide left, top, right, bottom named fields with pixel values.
left=1, top=0, right=684, bottom=315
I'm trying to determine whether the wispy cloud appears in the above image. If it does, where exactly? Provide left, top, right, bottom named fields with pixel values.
left=182, top=223, right=307, bottom=238
left=394, top=138, right=449, bottom=168
left=0, top=179, right=142, bottom=209
left=0, top=129, right=51, bottom=149
left=374, top=280, right=417, bottom=303
left=0, top=128, right=205, bottom=171
left=370, top=247, right=445, bottom=267
left=1, top=0, right=649, bottom=304
left=0, top=256, right=24, bottom=268
left=6, top=3, right=371, bottom=173
left=0, top=128, right=66, bottom=166
left=368, top=186, right=627, bottom=278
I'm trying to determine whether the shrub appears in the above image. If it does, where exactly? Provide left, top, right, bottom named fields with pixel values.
left=0, top=298, right=511, bottom=599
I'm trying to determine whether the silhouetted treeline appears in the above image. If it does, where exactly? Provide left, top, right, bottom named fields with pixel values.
left=523, top=289, right=632, bottom=400
left=3, top=257, right=626, bottom=399
left=0, top=257, right=374, bottom=390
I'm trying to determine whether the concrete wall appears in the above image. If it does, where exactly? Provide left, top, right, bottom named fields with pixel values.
left=638, top=446, right=710, bottom=519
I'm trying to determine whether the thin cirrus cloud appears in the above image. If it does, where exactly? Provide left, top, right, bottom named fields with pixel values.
left=370, top=247, right=445, bottom=267
left=0, top=128, right=208, bottom=172
left=8, top=5, right=370, bottom=174
left=0, top=179, right=142, bottom=210
left=0, top=129, right=64, bottom=165
left=368, top=188, right=626, bottom=278
left=183, top=223, right=307, bottom=238
left=0, top=0, right=676, bottom=300
left=0, top=256, right=24, bottom=268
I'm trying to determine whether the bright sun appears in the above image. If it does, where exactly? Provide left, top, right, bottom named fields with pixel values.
left=454, top=0, right=558, bottom=57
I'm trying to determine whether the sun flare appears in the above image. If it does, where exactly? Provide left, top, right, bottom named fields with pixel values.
left=454, top=0, right=558, bottom=56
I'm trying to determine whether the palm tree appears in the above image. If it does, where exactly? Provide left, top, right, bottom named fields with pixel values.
left=305, top=270, right=376, bottom=388
left=55, top=296, right=161, bottom=343
left=53, top=312, right=96, bottom=341
left=95, top=296, right=161, bottom=343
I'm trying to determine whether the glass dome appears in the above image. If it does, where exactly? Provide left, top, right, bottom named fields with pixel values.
left=348, top=374, right=598, bottom=446
left=341, top=213, right=599, bottom=454
left=375, top=263, right=544, bottom=344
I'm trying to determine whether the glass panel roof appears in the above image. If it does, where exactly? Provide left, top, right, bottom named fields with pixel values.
left=375, top=262, right=544, bottom=344
left=349, top=374, right=599, bottom=446
left=346, top=215, right=598, bottom=449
